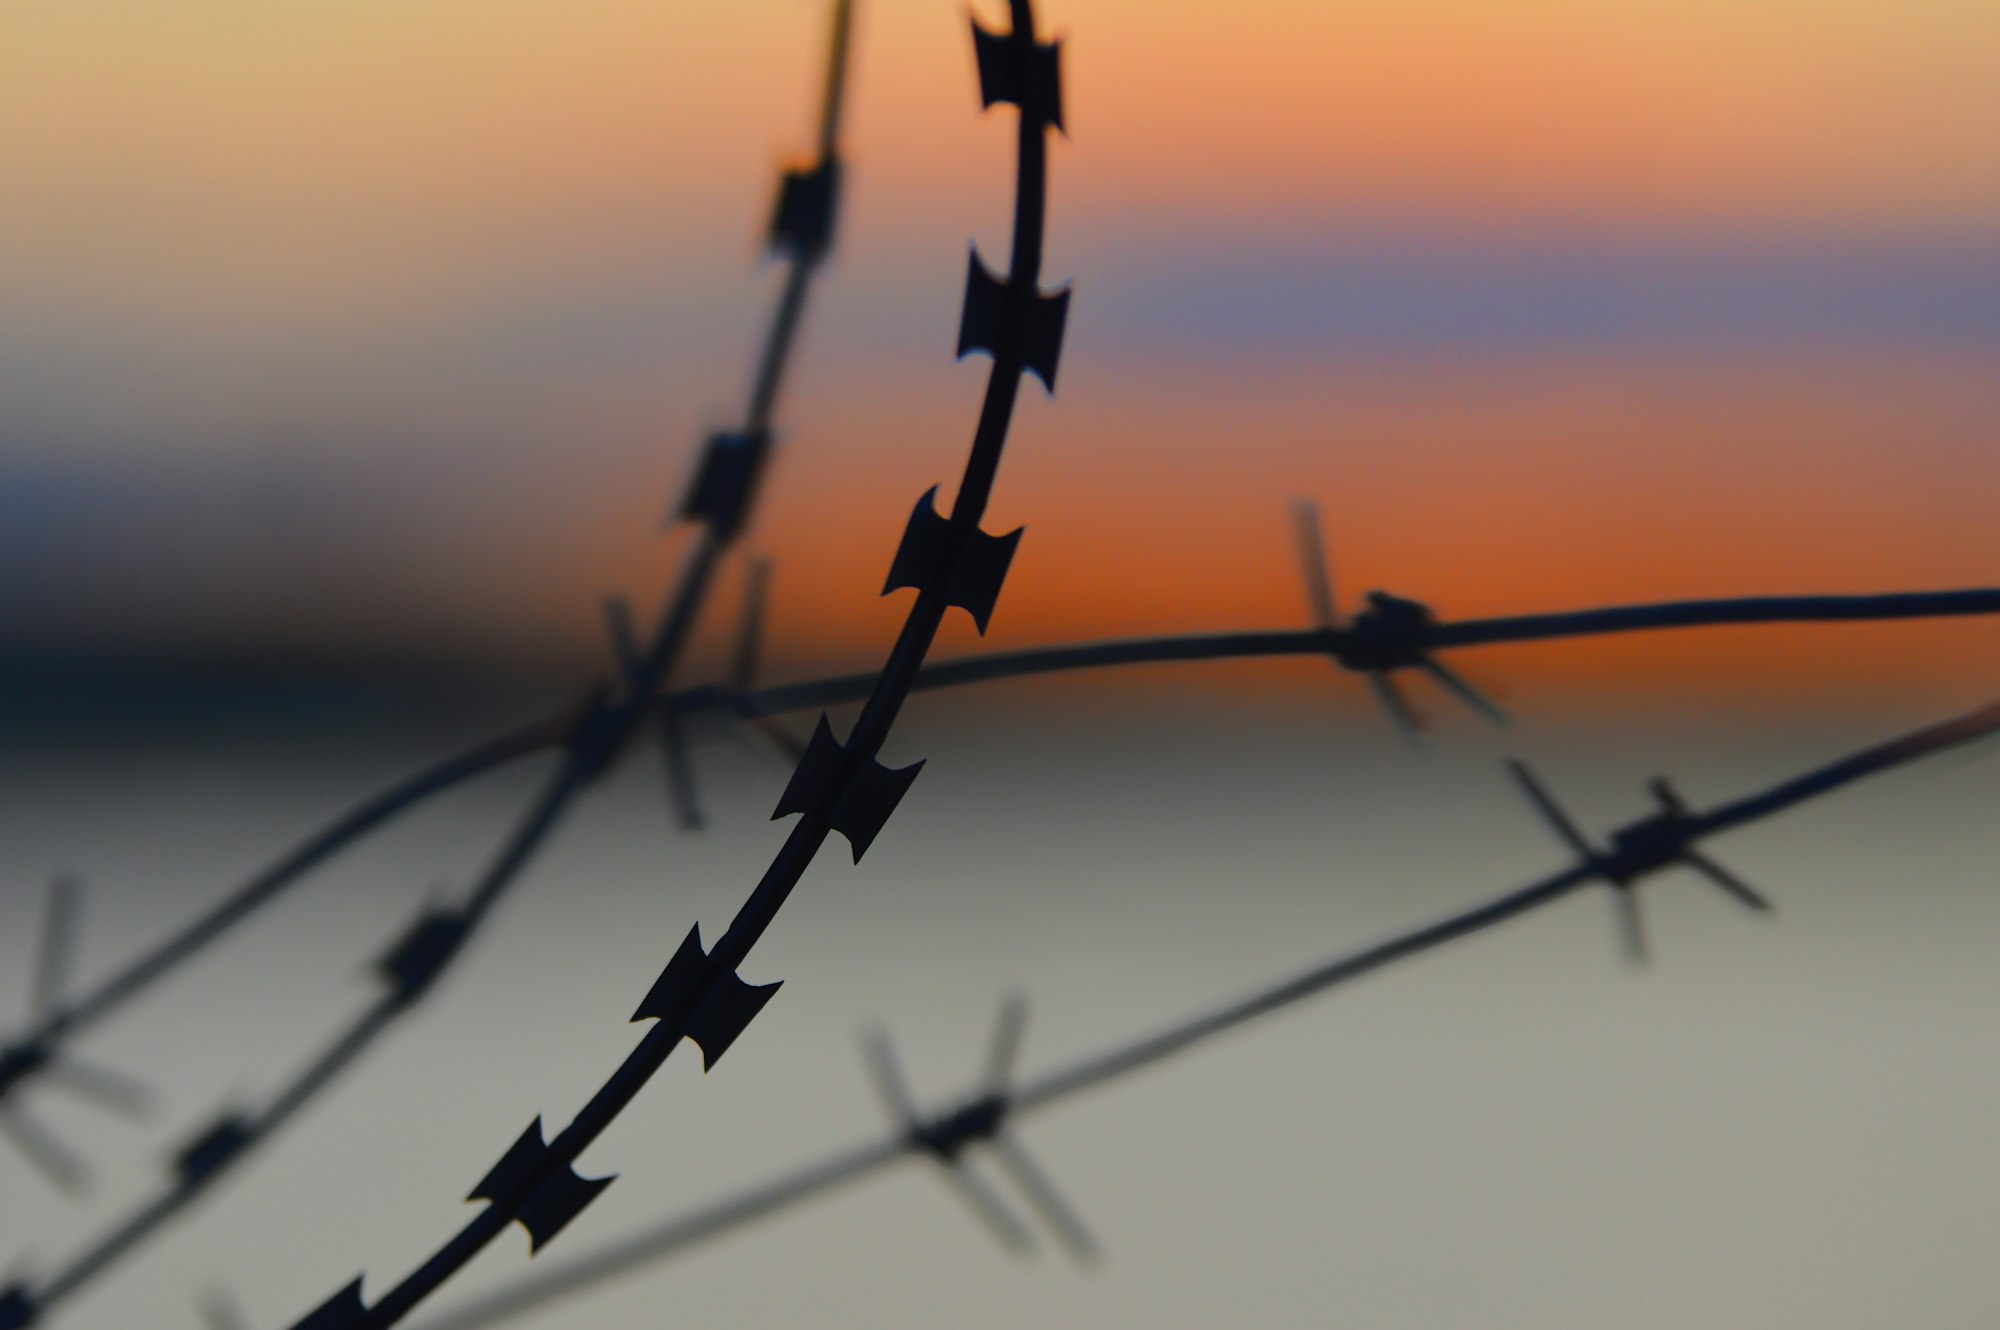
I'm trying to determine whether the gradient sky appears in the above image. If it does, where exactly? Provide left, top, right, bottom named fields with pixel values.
left=1, top=0, right=1995, bottom=711
left=3, top=8, right=2000, bottom=1326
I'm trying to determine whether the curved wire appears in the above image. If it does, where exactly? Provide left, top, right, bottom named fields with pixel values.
left=0, top=2, right=858, bottom=1324
left=0, top=714, right=571, bottom=1103
left=403, top=694, right=2000, bottom=1330
left=727, top=587, right=2000, bottom=714
left=269, top=4, right=1062, bottom=1325
left=11, top=587, right=2000, bottom=1113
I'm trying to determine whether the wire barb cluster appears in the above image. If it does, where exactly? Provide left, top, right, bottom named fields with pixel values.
left=401, top=695, right=2000, bottom=1330
left=280, top=1, right=1066, bottom=1325
left=6, top=566, right=1997, bottom=1206
left=0, top=877, right=151, bottom=1196
left=0, top=0, right=860, bottom=1322
left=1292, top=499, right=1507, bottom=737
left=7, top=2, right=2000, bottom=1326
left=863, top=995, right=1098, bottom=1262
left=1506, top=761, right=1772, bottom=964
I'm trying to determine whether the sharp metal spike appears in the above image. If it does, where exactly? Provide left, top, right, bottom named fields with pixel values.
left=375, top=903, right=469, bottom=1004
left=970, top=13, right=1064, bottom=132
left=683, top=969, right=782, bottom=1073
left=655, top=705, right=705, bottom=831
left=1418, top=657, right=1508, bottom=727
left=1367, top=672, right=1426, bottom=744
left=1613, top=886, right=1649, bottom=967
left=0, top=1105, right=88, bottom=1195
left=941, top=1159, right=1037, bottom=1256
left=31, top=875, right=83, bottom=1025
left=954, top=253, right=1070, bottom=393
left=1680, top=850, right=1775, bottom=914
left=1291, top=500, right=1340, bottom=630
left=41, top=1056, right=153, bottom=1121
left=881, top=485, right=1023, bottom=635
left=630, top=926, right=780, bottom=1071
left=991, top=1134, right=1100, bottom=1264
left=0, top=1286, right=37, bottom=1330
left=860, top=1026, right=919, bottom=1125
left=678, top=429, right=772, bottom=539
left=982, top=993, right=1029, bottom=1098
left=173, top=1113, right=252, bottom=1185
left=731, top=558, right=773, bottom=690
left=1504, top=761, right=1597, bottom=863
left=771, top=715, right=924, bottom=861
left=769, top=159, right=840, bottom=260
left=1649, top=776, right=1689, bottom=814
left=467, top=1119, right=616, bottom=1253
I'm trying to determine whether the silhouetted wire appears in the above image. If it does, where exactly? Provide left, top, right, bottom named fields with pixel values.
left=1, top=6, right=1994, bottom=1325
left=10, top=580, right=2000, bottom=1164
left=0, top=716, right=569, bottom=1097
left=401, top=695, right=2000, bottom=1330
left=727, top=585, right=2000, bottom=714
left=0, top=0, right=857, bottom=1323
left=268, top=1, right=1064, bottom=1326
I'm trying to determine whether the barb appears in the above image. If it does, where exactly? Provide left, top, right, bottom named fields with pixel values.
left=0, top=877, right=152, bottom=1193
left=0, top=715, right=567, bottom=1113
left=725, top=582, right=2000, bottom=719
left=1, top=12, right=1995, bottom=1317
left=0, top=0, right=857, bottom=1321
left=276, top=1, right=1064, bottom=1325
left=2, top=0, right=1991, bottom=1327
left=9, top=569, right=2000, bottom=1153
left=861, top=1020, right=1036, bottom=1254
left=859, top=995, right=1096, bottom=1261
left=1291, top=500, right=1503, bottom=739
left=400, top=694, right=2000, bottom=1330
left=10, top=580, right=2000, bottom=1155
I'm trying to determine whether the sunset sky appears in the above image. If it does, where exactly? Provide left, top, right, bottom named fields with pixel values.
left=2, top=0, right=1996, bottom=711
left=4, top=8, right=2000, bottom=1329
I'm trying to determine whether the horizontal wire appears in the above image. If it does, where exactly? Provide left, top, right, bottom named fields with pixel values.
left=14, top=587, right=1999, bottom=1111
left=0, top=1, right=856, bottom=1322
left=4, top=1, right=1995, bottom=1322
left=406, top=693, right=2000, bottom=1330
left=286, top=3, right=1058, bottom=1324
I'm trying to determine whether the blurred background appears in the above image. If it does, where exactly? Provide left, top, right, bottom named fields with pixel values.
left=1, top=0, right=1998, bottom=1326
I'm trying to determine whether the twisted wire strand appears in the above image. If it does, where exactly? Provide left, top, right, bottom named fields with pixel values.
left=1, top=1, right=1994, bottom=1323
left=0, top=2, right=857, bottom=1325
left=401, top=694, right=2000, bottom=1330
left=271, top=2, right=1063, bottom=1325
left=725, top=587, right=2000, bottom=714
left=12, top=584, right=1999, bottom=1124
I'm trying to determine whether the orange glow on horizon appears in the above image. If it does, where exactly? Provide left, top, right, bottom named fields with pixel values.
left=471, top=347, right=2000, bottom=714
left=2, top=1, right=1993, bottom=719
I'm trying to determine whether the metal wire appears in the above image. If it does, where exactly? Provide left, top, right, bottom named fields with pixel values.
left=403, top=694, right=2000, bottom=1330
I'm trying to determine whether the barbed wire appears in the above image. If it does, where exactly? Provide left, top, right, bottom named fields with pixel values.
left=7, top=483, right=2000, bottom=1322
left=721, top=573, right=2000, bottom=729
left=10, top=565, right=1998, bottom=1172
left=0, top=0, right=858, bottom=1324
left=392, top=693, right=2000, bottom=1330
left=263, top=1, right=1067, bottom=1325
left=4, top=2, right=1996, bottom=1327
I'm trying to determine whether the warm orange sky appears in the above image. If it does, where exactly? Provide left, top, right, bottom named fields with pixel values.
left=1, top=0, right=1995, bottom=712
left=7, top=0, right=1998, bottom=239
